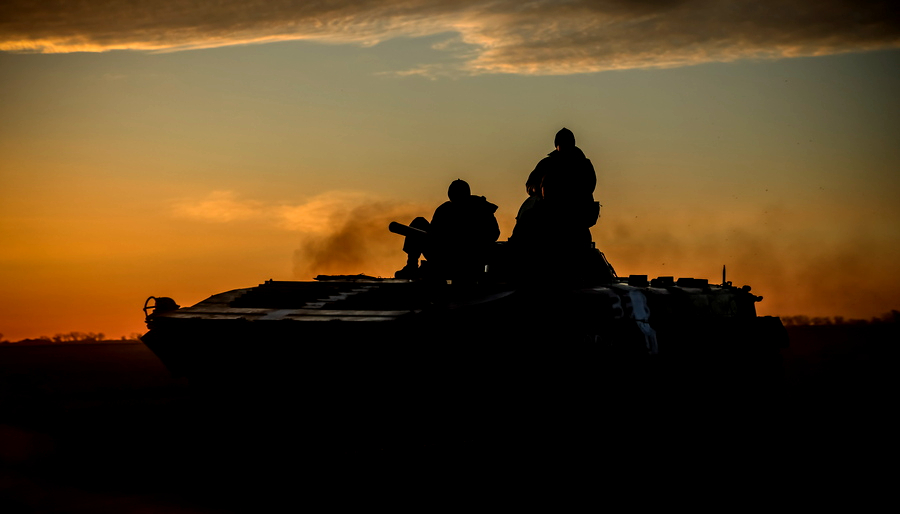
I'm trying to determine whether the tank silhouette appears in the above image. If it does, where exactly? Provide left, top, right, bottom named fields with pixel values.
left=142, top=222, right=788, bottom=411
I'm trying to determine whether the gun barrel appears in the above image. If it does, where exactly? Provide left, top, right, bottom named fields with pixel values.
left=389, top=221, right=428, bottom=238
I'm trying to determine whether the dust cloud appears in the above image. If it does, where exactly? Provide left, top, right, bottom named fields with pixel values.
left=292, top=198, right=899, bottom=319
left=595, top=208, right=900, bottom=320
left=293, top=201, right=422, bottom=280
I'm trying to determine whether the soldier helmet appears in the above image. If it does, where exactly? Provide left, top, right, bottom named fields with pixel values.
left=448, top=179, right=470, bottom=202
left=554, top=127, right=576, bottom=148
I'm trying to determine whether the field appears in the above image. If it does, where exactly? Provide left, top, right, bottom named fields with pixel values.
left=1, top=324, right=894, bottom=511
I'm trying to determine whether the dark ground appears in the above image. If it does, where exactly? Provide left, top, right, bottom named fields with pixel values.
left=1, top=324, right=895, bottom=512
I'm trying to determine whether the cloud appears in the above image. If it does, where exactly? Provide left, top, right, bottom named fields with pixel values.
left=2, top=1, right=897, bottom=74
left=171, top=190, right=267, bottom=223
left=466, top=0, right=900, bottom=74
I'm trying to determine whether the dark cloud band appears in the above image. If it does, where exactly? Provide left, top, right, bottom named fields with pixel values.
left=2, top=0, right=897, bottom=74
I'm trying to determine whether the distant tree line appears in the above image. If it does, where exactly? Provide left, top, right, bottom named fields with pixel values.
left=0, top=332, right=144, bottom=345
left=781, top=310, right=899, bottom=326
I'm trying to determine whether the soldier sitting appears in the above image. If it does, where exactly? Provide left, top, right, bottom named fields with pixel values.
left=511, top=128, right=601, bottom=279
left=394, top=179, right=500, bottom=281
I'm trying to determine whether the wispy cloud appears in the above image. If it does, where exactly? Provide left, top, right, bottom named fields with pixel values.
left=171, top=190, right=267, bottom=223
left=2, top=1, right=897, bottom=74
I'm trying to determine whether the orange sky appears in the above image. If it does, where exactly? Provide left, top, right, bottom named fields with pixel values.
left=1, top=1, right=899, bottom=340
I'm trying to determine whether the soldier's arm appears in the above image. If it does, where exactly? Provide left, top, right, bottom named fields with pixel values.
left=526, top=162, right=546, bottom=196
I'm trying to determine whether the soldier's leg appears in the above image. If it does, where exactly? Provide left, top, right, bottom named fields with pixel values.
left=396, top=217, right=430, bottom=278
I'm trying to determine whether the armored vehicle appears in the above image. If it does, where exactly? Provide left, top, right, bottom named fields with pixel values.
left=142, top=225, right=787, bottom=421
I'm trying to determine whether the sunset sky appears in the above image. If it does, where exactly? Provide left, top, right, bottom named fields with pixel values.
left=1, top=1, right=899, bottom=340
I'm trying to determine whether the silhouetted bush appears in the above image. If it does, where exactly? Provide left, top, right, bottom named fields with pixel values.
left=4, top=332, right=143, bottom=345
